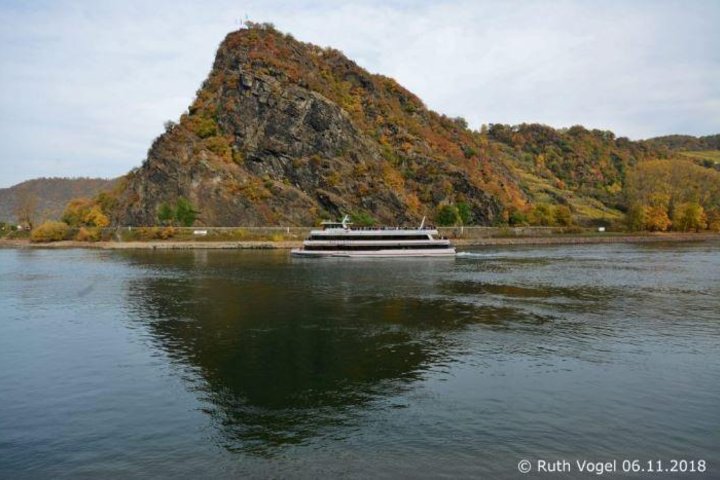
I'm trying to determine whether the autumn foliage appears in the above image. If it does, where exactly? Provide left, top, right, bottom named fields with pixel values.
left=625, top=159, right=720, bottom=232
left=62, top=198, right=110, bottom=228
left=30, top=221, right=69, bottom=242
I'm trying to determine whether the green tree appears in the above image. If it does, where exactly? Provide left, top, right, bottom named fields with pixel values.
left=456, top=202, right=472, bottom=225
left=174, top=198, right=198, bottom=227
left=625, top=203, right=647, bottom=231
left=436, top=204, right=460, bottom=226
left=157, top=202, right=175, bottom=225
left=508, top=209, right=528, bottom=226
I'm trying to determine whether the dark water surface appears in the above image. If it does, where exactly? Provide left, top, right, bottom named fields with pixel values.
left=1, top=243, right=719, bottom=479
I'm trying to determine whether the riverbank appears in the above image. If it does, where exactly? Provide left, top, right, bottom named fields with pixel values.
left=2, top=232, right=718, bottom=250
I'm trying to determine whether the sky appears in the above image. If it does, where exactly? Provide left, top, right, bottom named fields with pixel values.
left=0, top=0, right=718, bottom=188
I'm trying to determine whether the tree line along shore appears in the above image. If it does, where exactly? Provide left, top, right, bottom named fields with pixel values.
left=3, top=184, right=719, bottom=245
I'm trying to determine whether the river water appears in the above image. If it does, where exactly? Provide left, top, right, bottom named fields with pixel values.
left=1, top=242, right=718, bottom=479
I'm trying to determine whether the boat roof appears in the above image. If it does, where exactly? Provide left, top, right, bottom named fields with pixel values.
left=319, top=215, right=433, bottom=230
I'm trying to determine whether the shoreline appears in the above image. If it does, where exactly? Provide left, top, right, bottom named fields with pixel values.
left=2, top=232, right=718, bottom=250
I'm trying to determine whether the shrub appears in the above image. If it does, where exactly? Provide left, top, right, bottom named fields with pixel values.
left=157, top=202, right=175, bottom=225
left=203, top=136, right=232, bottom=162
left=462, top=145, right=477, bottom=159
left=158, top=226, right=176, bottom=239
left=135, top=227, right=156, bottom=240
left=528, top=203, right=554, bottom=226
left=135, top=226, right=176, bottom=240
left=76, top=227, right=102, bottom=242
left=553, top=205, right=573, bottom=226
left=456, top=202, right=472, bottom=225
left=31, top=221, right=69, bottom=243
left=508, top=209, right=529, bottom=226
left=175, top=198, right=198, bottom=227
left=232, top=148, right=244, bottom=164
left=194, top=117, right=217, bottom=139
left=157, top=198, right=198, bottom=227
left=350, top=211, right=376, bottom=226
left=436, top=204, right=460, bottom=226
left=163, top=120, right=177, bottom=132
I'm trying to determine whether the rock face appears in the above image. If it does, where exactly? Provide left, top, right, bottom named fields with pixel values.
left=113, top=24, right=521, bottom=226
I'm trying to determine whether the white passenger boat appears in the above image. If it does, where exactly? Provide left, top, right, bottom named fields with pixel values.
left=291, top=216, right=456, bottom=258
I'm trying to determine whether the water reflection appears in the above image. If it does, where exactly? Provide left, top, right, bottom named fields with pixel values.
left=124, top=253, right=477, bottom=452
left=121, top=251, right=602, bottom=453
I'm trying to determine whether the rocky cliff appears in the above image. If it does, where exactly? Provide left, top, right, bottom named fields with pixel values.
left=112, top=24, right=521, bottom=226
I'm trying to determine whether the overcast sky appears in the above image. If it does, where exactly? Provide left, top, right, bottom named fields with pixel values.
left=1, top=0, right=718, bottom=187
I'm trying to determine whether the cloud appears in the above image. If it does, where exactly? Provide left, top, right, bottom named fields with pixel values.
left=0, top=0, right=718, bottom=187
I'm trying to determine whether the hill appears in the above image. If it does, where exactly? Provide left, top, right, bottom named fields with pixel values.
left=91, top=23, right=717, bottom=229
left=0, top=177, right=117, bottom=224
left=111, top=23, right=524, bottom=226
left=642, top=134, right=720, bottom=152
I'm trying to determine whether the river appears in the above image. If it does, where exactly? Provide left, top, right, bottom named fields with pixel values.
left=1, top=242, right=718, bottom=478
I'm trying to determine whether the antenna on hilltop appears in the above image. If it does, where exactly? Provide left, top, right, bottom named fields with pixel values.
left=237, top=14, right=250, bottom=29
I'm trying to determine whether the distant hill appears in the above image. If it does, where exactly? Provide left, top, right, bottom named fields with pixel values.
left=642, top=134, right=720, bottom=151
left=0, top=177, right=118, bottom=224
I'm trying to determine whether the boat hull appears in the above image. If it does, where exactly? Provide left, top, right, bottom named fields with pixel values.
left=290, top=248, right=456, bottom=258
